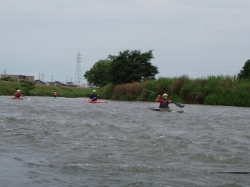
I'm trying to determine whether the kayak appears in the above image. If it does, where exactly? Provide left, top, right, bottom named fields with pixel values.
left=12, top=97, right=23, bottom=100
left=148, top=107, right=184, bottom=113
left=84, top=100, right=108, bottom=103
left=149, top=107, right=183, bottom=113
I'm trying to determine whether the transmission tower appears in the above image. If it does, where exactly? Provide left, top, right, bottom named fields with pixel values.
left=74, top=51, right=83, bottom=87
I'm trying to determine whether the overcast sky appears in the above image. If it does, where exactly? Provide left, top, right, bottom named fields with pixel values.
left=1, top=0, right=249, bottom=85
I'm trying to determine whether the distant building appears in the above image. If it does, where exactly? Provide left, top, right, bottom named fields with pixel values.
left=34, top=79, right=46, bottom=84
left=0, top=74, right=34, bottom=82
left=46, top=81, right=77, bottom=87
left=66, top=82, right=74, bottom=85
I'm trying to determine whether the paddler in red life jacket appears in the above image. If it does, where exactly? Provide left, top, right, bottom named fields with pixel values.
left=52, top=92, right=57, bottom=97
left=14, top=90, right=23, bottom=98
left=155, top=93, right=172, bottom=108
left=89, top=90, right=100, bottom=101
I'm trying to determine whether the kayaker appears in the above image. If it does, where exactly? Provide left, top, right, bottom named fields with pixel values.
left=89, top=90, right=100, bottom=101
left=155, top=93, right=172, bottom=108
left=14, top=90, right=23, bottom=99
left=52, top=92, right=57, bottom=97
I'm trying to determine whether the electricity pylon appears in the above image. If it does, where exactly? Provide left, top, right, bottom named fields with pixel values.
left=74, top=51, right=83, bottom=87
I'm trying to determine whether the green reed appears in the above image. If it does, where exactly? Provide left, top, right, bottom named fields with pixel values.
left=101, top=75, right=250, bottom=107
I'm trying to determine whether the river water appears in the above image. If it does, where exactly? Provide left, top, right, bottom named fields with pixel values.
left=0, top=96, right=249, bottom=187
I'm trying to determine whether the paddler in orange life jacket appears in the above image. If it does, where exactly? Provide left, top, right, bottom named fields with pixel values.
left=89, top=90, right=100, bottom=101
left=14, top=90, right=23, bottom=98
left=155, top=93, right=172, bottom=108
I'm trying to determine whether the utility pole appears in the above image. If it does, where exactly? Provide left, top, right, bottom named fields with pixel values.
left=74, top=51, right=82, bottom=87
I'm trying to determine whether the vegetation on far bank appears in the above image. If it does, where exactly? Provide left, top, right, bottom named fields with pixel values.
left=83, top=52, right=250, bottom=107
left=1, top=74, right=250, bottom=107
left=0, top=80, right=93, bottom=98
left=1, top=52, right=250, bottom=107
left=99, top=75, right=250, bottom=107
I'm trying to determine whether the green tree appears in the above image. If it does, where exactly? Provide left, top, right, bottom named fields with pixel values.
left=238, top=59, right=250, bottom=79
left=108, top=50, right=158, bottom=84
left=20, top=80, right=35, bottom=95
left=0, top=76, right=14, bottom=81
left=84, top=59, right=112, bottom=87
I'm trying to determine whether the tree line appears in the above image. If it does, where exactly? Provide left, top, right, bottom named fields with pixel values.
left=1, top=50, right=249, bottom=90
left=84, top=50, right=250, bottom=87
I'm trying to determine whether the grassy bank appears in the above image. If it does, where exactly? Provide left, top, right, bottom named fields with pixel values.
left=0, top=81, right=93, bottom=98
left=99, top=75, right=250, bottom=107
left=2, top=75, right=250, bottom=107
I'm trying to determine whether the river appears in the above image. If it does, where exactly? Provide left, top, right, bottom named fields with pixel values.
left=0, top=96, right=249, bottom=187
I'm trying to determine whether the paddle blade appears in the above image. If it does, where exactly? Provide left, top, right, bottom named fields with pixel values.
left=173, top=102, right=185, bottom=108
left=145, top=89, right=158, bottom=95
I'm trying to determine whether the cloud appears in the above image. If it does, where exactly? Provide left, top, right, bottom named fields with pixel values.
left=0, top=0, right=249, bottom=82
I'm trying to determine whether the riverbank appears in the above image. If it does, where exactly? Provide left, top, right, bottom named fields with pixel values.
left=1, top=75, right=250, bottom=107
left=0, top=80, right=92, bottom=98
left=99, top=75, right=250, bottom=107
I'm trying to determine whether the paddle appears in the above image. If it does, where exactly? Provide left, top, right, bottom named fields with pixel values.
left=216, top=171, right=250, bottom=174
left=91, top=94, right=100, bottom=101
left=23, top=96, right=30, bottom=100
left=91, top=97, right=97, bottom=101
left=145, top=89, right=185, bottom=108
left=22, top=95, right=30, bottom=100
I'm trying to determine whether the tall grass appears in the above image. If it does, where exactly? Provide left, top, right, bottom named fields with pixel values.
left=99, top=83, right=114, bottom=99
left=100, top=75, right=250, bottom=107
left=111, top=82, right=143, bottom=101
left=0, top=81, right=21, bottom=95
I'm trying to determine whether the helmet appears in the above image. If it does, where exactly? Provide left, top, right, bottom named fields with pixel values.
left=92, top=90, right=96, bottom=93
left=54, top=92, right=57, bottom=93
left=17, top=90, right=20, bottom=92
left=163, top=93, right=168, bottom=97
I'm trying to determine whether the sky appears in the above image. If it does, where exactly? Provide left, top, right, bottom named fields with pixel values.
left=1, top=0, right=250, bottom=85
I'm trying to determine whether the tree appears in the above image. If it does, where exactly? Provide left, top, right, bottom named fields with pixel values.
left=108, top=50, right=158, bottom=84
left=0, top=76, right=14, bottom=81
left=84, top=59, right=112, bottom=87
left=238, top=59, right=250, bottom=79
left=19, top=80, right=35, bottom=95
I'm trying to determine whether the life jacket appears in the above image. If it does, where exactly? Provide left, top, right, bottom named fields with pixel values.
left=90, top=94, right=98, bottom=101
left=15, top=92, right=21, bottom=98
left=159, top=99, right=169, bottom=108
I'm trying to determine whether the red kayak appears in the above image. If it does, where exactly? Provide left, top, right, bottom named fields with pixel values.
left=12, top=97, right=23, bottom=100
left=84, top=99, right=108, bottom=103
